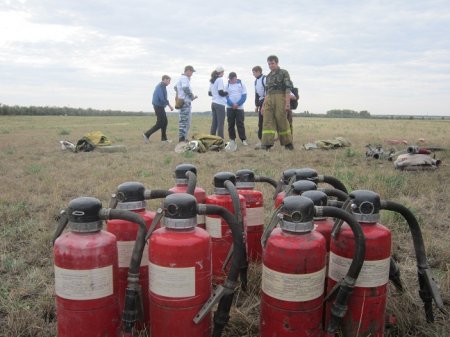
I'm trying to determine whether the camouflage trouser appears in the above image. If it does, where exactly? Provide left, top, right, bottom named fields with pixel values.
left=178, top=100, right=192, bottom=140
left=262, top=93, right=292, bottom=146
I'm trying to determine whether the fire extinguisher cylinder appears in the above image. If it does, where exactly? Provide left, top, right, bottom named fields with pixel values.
left=53, top=197, right=147, bottom=337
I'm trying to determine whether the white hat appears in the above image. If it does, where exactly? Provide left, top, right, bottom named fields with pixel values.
left=215, top=65, right=224, bottom=73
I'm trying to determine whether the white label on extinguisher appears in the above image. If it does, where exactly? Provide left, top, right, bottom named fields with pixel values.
left=117, top=241, right=148, bottom=268
left=328, top=252, right=390, bottom=288
left=197, top=214, right=205, bottom=225
left=205, top=216, right=222, bottom=238
left=262, top=265, right=325, bottom=302
left=54, top=265, right=113, bottom=300
left=149, top=263, right=195, bottom=297
left=246, top=207, right=264, bottom=227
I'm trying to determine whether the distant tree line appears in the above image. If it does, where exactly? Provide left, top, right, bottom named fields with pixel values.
left=0, top=104, right=147, bottom=116
left=1, top=104, right=446, bottom=120
left=326, top=109, right=371, bottom=118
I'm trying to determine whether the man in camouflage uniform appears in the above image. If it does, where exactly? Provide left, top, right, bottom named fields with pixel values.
left=261, top=55, right=294, bottom=150
left=175, top=65, right=198, bottom=143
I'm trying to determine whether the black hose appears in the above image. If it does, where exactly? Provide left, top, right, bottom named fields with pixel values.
left=197, top=204, right=247, bottom=337
left=185, top=171, right=197, bottom=196
left=254, top=175, right=278, bottom=189
left=319, top=188, right=349, bottom=202
left=381, top=200, right=445, bottom=320
left=199, top=204, right=247, bottom=285
left=145, top=189, right=173, bottom=199
left=319, top=206, right=365, bottom=335
left=98, top=208, right=148, bottom=333
left=320, top=175, right=348, bottom=194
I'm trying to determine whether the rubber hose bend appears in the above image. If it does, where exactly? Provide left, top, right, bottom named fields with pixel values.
left=98, top=208, right=148, bottom=333
left=144, top=189, right=173, bottom=200
left=198, top=204, right=247, bottom=337
left=319, top=206, right=365, bottom=334
left=320, top=175, right=348, bottom=194
left=320, top=188, right=349, bottom=202
left=100, top=209, right=147, bottom=275
left=199, top=205, right=246, bottom=287
left=254, top=175, right=278, bottom=189
left=381, top=200, right=445, bottom=319
left=185, top=171, right=197, bottom=196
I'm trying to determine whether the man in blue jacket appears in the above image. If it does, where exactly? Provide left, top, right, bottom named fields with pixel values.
left=143, top=75, right=174, bottom=143
left=226, top=72, right=248, bottom=148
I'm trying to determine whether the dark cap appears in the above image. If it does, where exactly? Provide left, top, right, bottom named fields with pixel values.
left=184, top=65, right=196, bottom=72
left=228, top=72, right=237, bottom=79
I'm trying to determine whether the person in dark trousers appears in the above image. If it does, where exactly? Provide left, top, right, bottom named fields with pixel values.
left=208, top=66, right=227, bottom=139
left=143, top=75, right=174, bottom=143
left=252, top=65, right=266, bottom=148
left=226, top=72, right=248, bottom=148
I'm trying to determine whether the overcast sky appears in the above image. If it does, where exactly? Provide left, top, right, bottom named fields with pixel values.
left=1, top=0, right=449, bottom=115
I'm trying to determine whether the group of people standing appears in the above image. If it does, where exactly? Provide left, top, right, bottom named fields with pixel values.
left=143, top=55, right=296, bottom=151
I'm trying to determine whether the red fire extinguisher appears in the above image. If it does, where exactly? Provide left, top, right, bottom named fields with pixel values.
left=52, top=197, right=147, bottom=337
left=274, top=168, right=348, bottom=206
left=205, top=171, right=247, bottom=284
left=105, top=181, right=162, bottom=330
left=132, top=192, right=247, bottom=337
left=327, top=190, right=390, bottom=337
left=260, top=195, right=365, bottom=337
left=274, top=179, right=318, bottom=208
left=235, top=169, right=264, bottom=262
left=169, top=163, right=207, bottom=228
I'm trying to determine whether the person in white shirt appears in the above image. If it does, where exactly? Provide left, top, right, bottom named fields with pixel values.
left=208, top=66, right=227, bottom=139
left=226, top=72, right=248, bottom=147
left=252, top=66, right=266, bottom=147
left=175, top=65, right=197, bottom=143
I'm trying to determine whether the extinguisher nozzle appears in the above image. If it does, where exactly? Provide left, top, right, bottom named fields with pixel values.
left=122, top=288, right=139, bottom=333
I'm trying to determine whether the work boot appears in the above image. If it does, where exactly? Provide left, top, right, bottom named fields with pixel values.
left=260, top=145, right=272, bottom=151
left=285, top=143, right=294, bottom=150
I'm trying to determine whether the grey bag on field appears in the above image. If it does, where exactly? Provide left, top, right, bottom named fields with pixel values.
left=394, top=153, right=440, bottom=170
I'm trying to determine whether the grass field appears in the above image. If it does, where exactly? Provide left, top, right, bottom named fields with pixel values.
left=0, top=115, right=449, bottom=337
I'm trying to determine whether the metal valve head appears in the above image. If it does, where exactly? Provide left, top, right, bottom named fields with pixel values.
left=281, top=168, right=298, bottom=184
left=213, top=171, right=236, bottom=188
left=301, top=190, right=328, bottom=207
left=236, top=169, right=256, bottom=188
left=163, top=193, right=198, bottom=219
left=294, top=168, right=318, bottom=182
left=291, top=180, right=317, bottom=195
left=175, top=163, right=197, bottom=179
left=116, top=182, right=146, bottom=202
left=279, top=196, right=315, bottom=233
left=67, top=197, right=103, bottom=232
left=349, top=190, right=381, bottom=223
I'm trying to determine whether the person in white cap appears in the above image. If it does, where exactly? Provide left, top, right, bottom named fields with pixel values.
left=175, top=65, right=197, bottom=143
left=208, top=65, right=227, bottom=138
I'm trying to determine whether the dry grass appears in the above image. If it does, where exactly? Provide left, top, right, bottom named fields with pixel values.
left=0, top=115, right=449, bottom=337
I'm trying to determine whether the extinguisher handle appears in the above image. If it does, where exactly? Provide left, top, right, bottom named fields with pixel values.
left=108, top=193, right=119, bottom=209
left=261, top=210, right=283, bottom=248
left=144, top=208, right=164, bottom=242
left=52, top=210, right=69, bottom=245
left=193, top=281, right=236, bottom=324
